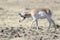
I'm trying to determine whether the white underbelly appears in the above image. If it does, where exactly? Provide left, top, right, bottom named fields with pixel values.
left=34, top=11, right=47, bottom=19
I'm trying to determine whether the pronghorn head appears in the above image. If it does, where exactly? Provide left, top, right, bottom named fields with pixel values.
left=19, top=12, right=31, bottom=22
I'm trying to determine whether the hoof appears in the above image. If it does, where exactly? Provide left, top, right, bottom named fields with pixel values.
left=38, top=26, right=43, bottom=30
left=32, top=26, right=37, bottom=30
left=19, top=20, right=21, bottom=22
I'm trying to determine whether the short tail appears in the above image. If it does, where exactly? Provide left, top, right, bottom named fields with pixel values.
left=49, top=9, right=52, bottom=16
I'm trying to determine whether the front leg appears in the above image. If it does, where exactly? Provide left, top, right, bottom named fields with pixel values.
left=31, top=19, right=36, bottom=27
left=36, top=19, right=38, bottom=30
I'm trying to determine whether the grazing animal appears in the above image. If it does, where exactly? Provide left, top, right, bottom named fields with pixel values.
left=19, top=8, right=56, bottom=32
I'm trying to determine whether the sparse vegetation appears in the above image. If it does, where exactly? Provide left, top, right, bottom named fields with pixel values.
left=0, top=0, right=60, bottom=40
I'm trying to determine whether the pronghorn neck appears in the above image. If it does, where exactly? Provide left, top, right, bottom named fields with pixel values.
left=24, top=14, right=31, bottom=18
left=19, top=13, right=25, bottom=17
left=19, top=13, right=31, bottom=19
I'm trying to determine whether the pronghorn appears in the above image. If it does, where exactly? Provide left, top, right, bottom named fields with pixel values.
left=19, top=8, right=56, bottom=32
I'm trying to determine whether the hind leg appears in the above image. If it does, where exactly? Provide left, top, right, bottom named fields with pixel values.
left=50, top=18, right=57, bottom=32
left=47, top=16, right=56, bottom=32
left=47, top=17, right=52, bottom=32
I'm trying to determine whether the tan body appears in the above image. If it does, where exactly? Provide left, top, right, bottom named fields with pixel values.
left=19, top=8, right=56, bottom=32
left=30, top=8, right=52, bottom=16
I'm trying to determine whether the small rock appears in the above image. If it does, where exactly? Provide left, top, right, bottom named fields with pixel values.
left=53, top=35, right=58, bottom=39
left=40, top=36, right=43, bottom=40
left=24, top=33, right=27, bottom=37
left=32, top=27, right=37, bottom=30
left=56, top=24, right=60, bottom=28
left=1, top=30, right=4, bottom=33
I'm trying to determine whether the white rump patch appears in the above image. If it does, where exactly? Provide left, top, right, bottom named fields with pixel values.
left=38, top=11, right=46, bottom=17
left=34, top=11, right=47, bottom=19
